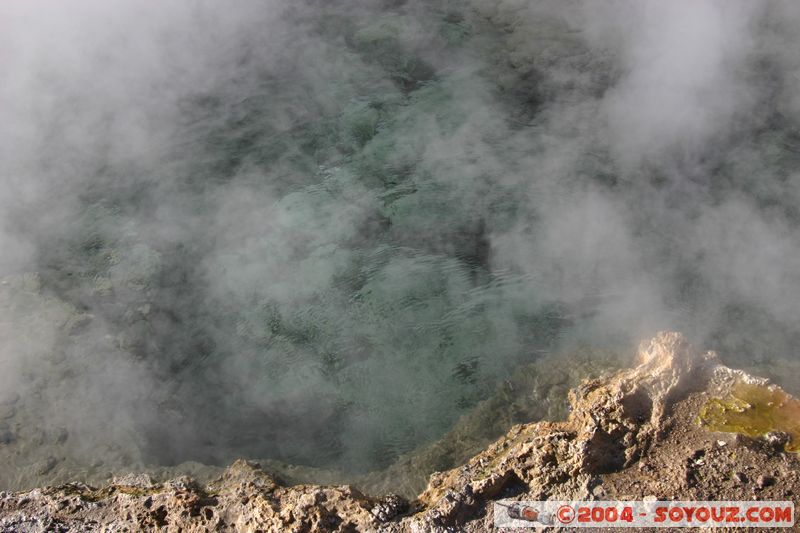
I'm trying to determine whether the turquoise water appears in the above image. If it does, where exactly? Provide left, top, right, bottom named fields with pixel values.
left=2, top=1, right=800, bottom=492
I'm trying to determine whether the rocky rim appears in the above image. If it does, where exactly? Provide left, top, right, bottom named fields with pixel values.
left=1, top=331, right=798, bottom=532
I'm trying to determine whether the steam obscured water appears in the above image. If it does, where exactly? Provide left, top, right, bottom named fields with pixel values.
left=2, top=0, right=800, bottom=495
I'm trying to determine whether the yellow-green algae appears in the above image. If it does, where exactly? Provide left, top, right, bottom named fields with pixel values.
left=699, top=382, right=800, bottom=452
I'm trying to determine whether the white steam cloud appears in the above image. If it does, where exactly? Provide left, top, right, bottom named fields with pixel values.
left=1, top=0, right=799, bottom=493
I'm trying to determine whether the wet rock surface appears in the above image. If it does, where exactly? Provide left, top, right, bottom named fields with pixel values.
left=2, top=332, right=799, bottom=532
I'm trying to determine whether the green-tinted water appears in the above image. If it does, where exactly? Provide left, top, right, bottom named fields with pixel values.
left=2, top=0, right=800, bottom=495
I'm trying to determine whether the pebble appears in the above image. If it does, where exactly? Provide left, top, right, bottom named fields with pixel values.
left=757, top=475, right=775, bottom=489
left=764, top=432, right=790, bottom=452
left=734, top=472, right=748, bottom=484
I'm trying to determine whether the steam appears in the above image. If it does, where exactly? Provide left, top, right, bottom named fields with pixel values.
left=599, top=0, right=759, bottom=166
left=1, top=0, right=800, bottom=489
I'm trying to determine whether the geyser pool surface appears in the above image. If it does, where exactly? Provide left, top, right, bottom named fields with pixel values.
left=2, top=0, right=800, bottom=494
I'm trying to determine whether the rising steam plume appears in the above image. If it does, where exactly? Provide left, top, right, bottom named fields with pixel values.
left=1, top=0, right=800, bottom=490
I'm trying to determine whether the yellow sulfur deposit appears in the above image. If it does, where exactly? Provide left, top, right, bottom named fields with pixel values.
left=699, top=382, right=800, bottom=452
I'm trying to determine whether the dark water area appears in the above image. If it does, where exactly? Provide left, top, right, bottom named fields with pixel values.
left=2, top=0, right=800, bottom=494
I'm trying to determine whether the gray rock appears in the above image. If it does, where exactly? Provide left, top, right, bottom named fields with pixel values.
left=757, top=475, right=775, bottom=489
left=764, top=432, right=790, bottom=452
left=371, top=494, right=408, bottom=522
left=36, top=456, right=58, bottom=475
